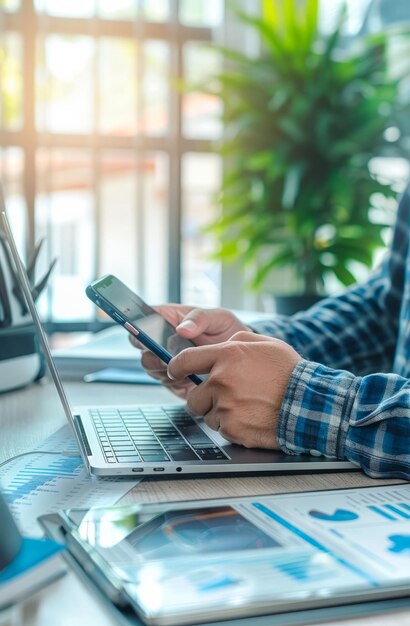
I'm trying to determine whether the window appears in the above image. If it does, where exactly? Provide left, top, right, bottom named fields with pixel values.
left=319, top=0, right=410, bottom=192
left=0, top=0, right=224, bottom=330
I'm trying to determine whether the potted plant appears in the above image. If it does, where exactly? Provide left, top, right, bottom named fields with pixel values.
left=207, top=0, right=410, bottom=314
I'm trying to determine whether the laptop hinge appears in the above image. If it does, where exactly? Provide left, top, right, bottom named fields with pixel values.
left=73, top=414, right=92, bottom=456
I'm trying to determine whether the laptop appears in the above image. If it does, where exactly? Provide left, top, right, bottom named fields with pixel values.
left=2, top=210, right=355, bottom=477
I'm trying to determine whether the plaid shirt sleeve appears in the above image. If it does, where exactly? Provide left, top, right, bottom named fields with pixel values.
left=249, top=188, right=410, bottom=479
left=250, top=260, right=402, bottom=375
left=250, top=188, right=410, bottom=375
left=278, top=360, right=410, bottom=480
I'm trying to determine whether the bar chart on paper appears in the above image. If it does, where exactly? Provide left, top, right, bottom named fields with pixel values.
left=0, top=425, right=138, bottom=536
left=4, top=454, right=83, bottom=504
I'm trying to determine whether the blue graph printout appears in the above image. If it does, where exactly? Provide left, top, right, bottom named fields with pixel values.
left=245, top=483, right=410, bottom=589
left=5, top=455, right=83, bottom=505
left=75, top=483, right=410, bottom=617
left=0, top=425, right=137, bottom=537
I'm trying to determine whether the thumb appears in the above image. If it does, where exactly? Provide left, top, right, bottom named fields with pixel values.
left=176, top=308, right=215, bottom=339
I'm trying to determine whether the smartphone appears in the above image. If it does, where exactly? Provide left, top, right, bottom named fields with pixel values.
left=86, top=274, right=202, bottom=385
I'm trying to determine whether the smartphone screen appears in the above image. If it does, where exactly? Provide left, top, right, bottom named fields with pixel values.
left=89, top=275, right=195, bottom=358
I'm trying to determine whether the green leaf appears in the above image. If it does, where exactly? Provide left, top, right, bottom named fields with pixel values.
left=332, top=263, right=357, bottom=286
left=252, top=249, right=295, bottom=288
left=304, top=0, right=319, bottom=48
left=282, top=163, right=305, bottom=209
left=189, top=1, right=408, bottom=295
left=235, top=12, right=288, bottom=60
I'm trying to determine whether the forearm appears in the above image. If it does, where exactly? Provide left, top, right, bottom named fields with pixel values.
left=278, top=360, right=410, bottom=480
left=251, top=274, right=398, bottom=375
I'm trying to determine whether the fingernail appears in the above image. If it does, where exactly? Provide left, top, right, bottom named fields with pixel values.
left=167, top=367, right=175, bottom=380
left=177, top=320, right=196, bottom=331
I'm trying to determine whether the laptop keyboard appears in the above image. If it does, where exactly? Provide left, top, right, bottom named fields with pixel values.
left=90, top=406, right=229, bottom=464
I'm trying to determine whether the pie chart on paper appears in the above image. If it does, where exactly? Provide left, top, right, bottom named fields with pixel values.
left=308, top=508, right=359, bottom=522
left=387, top=534, right=410, bottom=555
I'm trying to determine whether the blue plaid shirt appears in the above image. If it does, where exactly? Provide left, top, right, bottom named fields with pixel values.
left=251, top=186, right=410, bottom=480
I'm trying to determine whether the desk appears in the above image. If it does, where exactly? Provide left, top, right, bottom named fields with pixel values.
left=1, top=378, right=409, bottom=626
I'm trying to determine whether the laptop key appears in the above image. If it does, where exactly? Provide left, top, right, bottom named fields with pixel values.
left=201, top=453, right=227, bottom=461
left=105, top=427, right=128, bottom=432
left=168, top=449, right=199, bottom=461
left=184, top=436, right=215, bottom=447
left=136, top=451, right=164, bottom=457
left=195, top=448, right=228, bottom=461
left=125, top=426, right=146, bottom=432
left=116, top=455, right=141, bottom=463
left=140, top=454, right=170, bottom=462
left=161, top=442, right=190, bottom=449
left=150, top=427, right=171, bottom=432
left=156, top=437, right=181, bottom=444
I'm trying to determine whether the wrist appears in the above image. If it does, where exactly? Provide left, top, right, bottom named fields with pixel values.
left=277, top=360, right=360, bottom=458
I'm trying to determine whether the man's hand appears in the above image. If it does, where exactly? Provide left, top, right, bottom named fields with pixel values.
left=167, top=331, right=302, bottom=449
left=130, top=305, right=249, bottom=398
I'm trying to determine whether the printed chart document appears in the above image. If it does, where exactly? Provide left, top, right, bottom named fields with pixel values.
left=0, top=425, right=139, bottom=537
left=53, top=484, right=410, bottom=626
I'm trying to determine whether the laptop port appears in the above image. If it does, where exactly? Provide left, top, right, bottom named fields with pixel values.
left=176, top=467, right=182, bottom=472
left=132, top=468, right=144, bottom=472
left=153, top=467, right=164, bottom=472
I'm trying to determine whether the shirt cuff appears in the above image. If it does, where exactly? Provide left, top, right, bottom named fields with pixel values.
left=277, top=360, right=360, bottom=459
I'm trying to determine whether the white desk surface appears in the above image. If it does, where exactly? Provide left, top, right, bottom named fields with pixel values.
left=1, top=378, right=409, bottom=626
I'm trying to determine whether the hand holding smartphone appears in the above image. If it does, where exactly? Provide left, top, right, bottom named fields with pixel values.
left=86, top=275, right=202, bottom=385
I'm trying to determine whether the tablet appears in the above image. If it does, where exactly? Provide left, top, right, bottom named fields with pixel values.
left=55, top=484, right=410, bottom=626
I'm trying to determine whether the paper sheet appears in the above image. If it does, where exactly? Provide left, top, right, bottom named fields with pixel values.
left=0, top=425, right=140, bottom=537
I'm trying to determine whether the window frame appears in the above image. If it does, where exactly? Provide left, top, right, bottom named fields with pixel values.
left=1, top=0, right=219, bottom=331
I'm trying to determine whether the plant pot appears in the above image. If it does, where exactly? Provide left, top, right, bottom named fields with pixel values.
left=0, top=324, right=45, bottom=393
left=263, top=294, right=322, bottom=316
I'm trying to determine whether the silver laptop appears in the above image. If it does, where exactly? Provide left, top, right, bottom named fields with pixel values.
left=2, top=210, right=355, bottom=477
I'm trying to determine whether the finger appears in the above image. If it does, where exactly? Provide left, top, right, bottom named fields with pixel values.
left=176, top=308, right=237, bottom=340
left=146, top=369, right=169, bottom=383
left=153, top=304, right=193, bottom=328
left=175, top=308, right=213, bottom=338
left=202, top=406, right=220, bottom=432
left=163, top=379, right=193, bottom=392
left=141, top=350, right=167, bottom=374
left=141, top=350, right=195, bottom=393
left=128, top=334, right=146, bottom=351
left=186, top=382, right=213, bottom=417
left=168, top=344, right=221, bottom=381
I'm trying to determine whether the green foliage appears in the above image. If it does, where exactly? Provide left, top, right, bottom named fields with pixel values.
left=207, top=0, right=410, bottom=295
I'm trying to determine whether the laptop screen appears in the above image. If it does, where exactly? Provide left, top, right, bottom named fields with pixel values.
left=1, top=211, right=87, bottom=465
